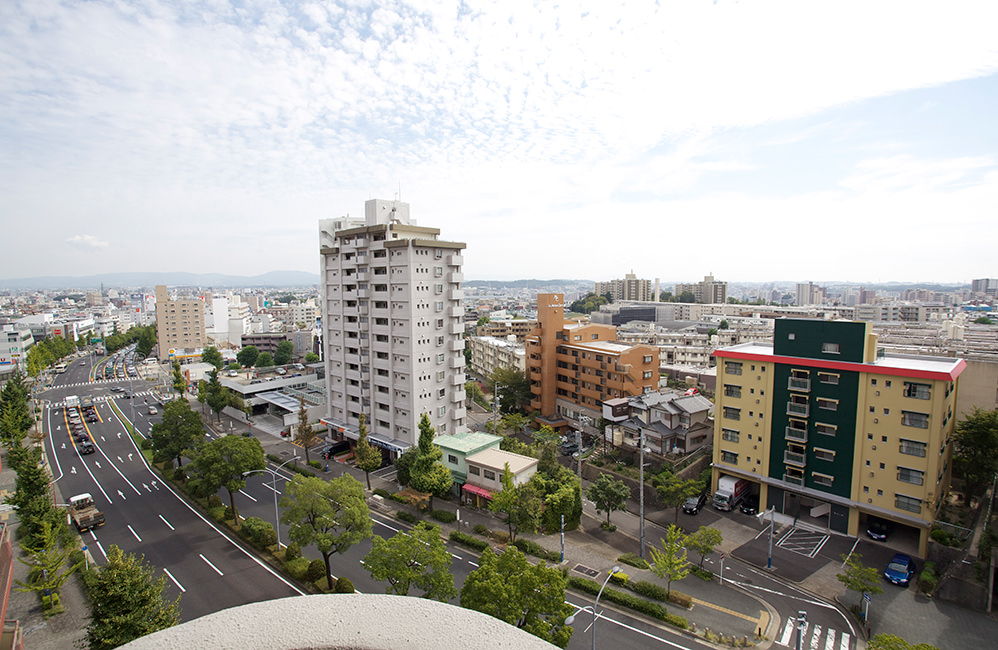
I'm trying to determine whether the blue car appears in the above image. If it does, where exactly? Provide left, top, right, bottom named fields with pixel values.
left=884, top=553, right=916, bottom=586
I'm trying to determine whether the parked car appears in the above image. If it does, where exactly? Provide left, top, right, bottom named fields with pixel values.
left=884, top=554, right=917, bottom=586
left=321, top=441, right=351, bottom=459
left=559, top=442, right=579, bottom=456
left=740, top=496, right=759, bottom=515
left=682, top=492, right=708, bottom=515
left=866, top=517, right=893, bottom=541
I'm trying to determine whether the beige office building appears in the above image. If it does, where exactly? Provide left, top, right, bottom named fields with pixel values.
left=154, top=285, right=206, bottom=356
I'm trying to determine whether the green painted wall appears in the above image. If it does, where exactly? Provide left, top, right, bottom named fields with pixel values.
left=773, top=319, right=868, bottom=363
left=769, top=364, right=859, bottom=499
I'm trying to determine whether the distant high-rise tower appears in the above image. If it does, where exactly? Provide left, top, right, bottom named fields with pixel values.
left=318, top=199, right=467, bottom=456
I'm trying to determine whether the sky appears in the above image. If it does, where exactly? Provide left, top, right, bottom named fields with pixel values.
left=2, top=1, right=997, bottom=285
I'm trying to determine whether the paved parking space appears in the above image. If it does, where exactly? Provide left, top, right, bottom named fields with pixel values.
left=778, top=527, right=830, bottom=558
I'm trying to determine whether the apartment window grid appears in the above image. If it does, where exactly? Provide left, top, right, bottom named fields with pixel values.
left=721, top=450, right=738, bottom=464
left=901, top=411, right=929, bottom=429
left=895, top=494, right=922, bottom=514
left=903, top=382, right=931, bottom=400
left=724, top=384, right=741, bottom=398
left=721, top=428, right=739, bottom=443
left=723, top=406, right=741, bottom=421
left=724, top=361, right=742, bottom=376
left=897, top=466, right=924, bottom=486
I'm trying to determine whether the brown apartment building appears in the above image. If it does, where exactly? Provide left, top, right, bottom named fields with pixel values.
left=526, top=294, right=658, bottom=430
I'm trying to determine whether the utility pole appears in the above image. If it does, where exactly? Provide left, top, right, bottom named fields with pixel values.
left=638, top=428, right=646, bottom=560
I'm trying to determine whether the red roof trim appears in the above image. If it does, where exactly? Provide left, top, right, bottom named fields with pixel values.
left=715, top=349, right=966, bottom=382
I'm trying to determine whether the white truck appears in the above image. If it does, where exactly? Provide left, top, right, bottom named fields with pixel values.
left=68, top=493, right=105, bottom=532
left=64, top=395, right=80, bottom=410
left=713, top=476, right=751, bottom=511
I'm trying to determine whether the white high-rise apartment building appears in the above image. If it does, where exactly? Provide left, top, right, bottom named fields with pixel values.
left=319, top=199, right=467, bottom=456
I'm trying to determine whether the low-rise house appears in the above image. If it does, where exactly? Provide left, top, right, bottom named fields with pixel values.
left=462, top=448, right=538, bottom=507
left=435, top=431, right=502, bottom=484
left=603, top=390, right=714, bottom=456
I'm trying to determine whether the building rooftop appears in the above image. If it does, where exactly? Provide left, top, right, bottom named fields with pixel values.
left=466, top=448, right=538, bottom=474
left=717, top=341, right=965, bottom=380
left=435, top=430, right=502, bottom=454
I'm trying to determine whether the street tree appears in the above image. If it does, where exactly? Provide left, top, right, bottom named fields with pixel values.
left=656, top=473, right=703, bottom=525
left=354, top=414, right=382, bottom=490
left=490, top=464, right=543, bottom=541
left=953, top=407, right=998, bottom=503
left=150, top=399, right=204, bottom=470
left=304, top=352, right=320, bottom=363
left=719, top=319, right=730, bottom=329
left=84, top=545, right=181, bottom=650
left=195, top=380, right=208, bottom=413
left=255, top=351, right=274, bottom=368
left=292, top=395, right=315, bottom=464
left=678, top=290, right=696, bottom=303
left=461, top=546, right=573, bottom=648
left=135, top=326, right=157, bottom=358
left=171, top=361, right=186, bottom=395
left=837, top=552, right=884, bottom=608
left=273, top=340, right=294, bottom=366
left=188, top=435, right=265, bottom=518
left=649, top=524, right=691, bottom=595
left=408, top=414, right=453, bottom=511
left=205, top=369, right=227, bottom=423
left=15, top=521, right=82, bottom=610
left=487, top=366, right=530, bottom=414
left=363, top=521, right=457, bottom=601
left=281, top=474, right=373, bottom=590
left=236, top=345, right=260, bottom=368
left=200, top=346, right=223, bottom=369
left=394, top=448, right=417, bottom=487
left=685, top=526, right=723, bottom=571
left=0, top=370, right=32, bottom=442
left=586, top=473, right=630, bottom=528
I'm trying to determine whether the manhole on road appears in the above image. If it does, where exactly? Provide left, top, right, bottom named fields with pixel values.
left=573, top=564, right=599, bottom=578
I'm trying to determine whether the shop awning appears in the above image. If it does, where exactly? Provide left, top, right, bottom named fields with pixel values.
left=462, top=484, right=493, bottom=499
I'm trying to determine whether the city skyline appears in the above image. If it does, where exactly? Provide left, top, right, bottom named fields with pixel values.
left=2, top=2, right=997, bottom=283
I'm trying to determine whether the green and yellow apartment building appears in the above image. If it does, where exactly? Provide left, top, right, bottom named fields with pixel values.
left=712, top=318, right=965, bottom=557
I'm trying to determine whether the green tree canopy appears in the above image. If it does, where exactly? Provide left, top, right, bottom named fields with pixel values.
left=678, top=290, right=696, bottom=303
left=586, top=473, right=630, bottom=527
left=656, top=474, right=703, bottom=525
left=205, top=369, right=227, bottom=423
left=460, top=547, right=573, bottom=648
left=489, top=464, right=543, bottom=541
left=200, top=346, right=224, bottom=369
left=171, top=361, right=186, bottom=395
left=236, top=345, right=260, bottom=368
left=188, top=435, right=265, bottom=516
left=685, top=526, right=723, bottom=570
left=487, top=366, right=531, bottom=414
left=135, top=326, right=157, bottom=358
left=281, top=474, right=372, bottom=589
left=953, top=407, right=998, bottom=503
left=649, top=524, right=691, bottom=595
left=973, top=316, right=994, bottom=325
left=255, top=351, right=274, bottom=368
left=837, top=552, right=884, bottom=608
left=273, top=340, right=294, bottom=366
left=363, top=521, right=457, bottom=601
left=719, top=319, right=730, bottom=329
left=84, top=545, right=180, bottom=650
left=150, top=399, right=205, bottom=469
left=292, top=396, right=315, bottom=464
left=408, top=414, right=453, bottom=510
left=304, top=352, right=320, bottom=363
left=354, top=414, right=383, bottom=490
left=568, top=292, right=609, bottom=315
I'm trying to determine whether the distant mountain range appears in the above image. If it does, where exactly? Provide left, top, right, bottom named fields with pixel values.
left=0, top=271, right=321, bottom=291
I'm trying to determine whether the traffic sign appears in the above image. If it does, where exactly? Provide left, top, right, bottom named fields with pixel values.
left=863, top=593, right=871, bottom=602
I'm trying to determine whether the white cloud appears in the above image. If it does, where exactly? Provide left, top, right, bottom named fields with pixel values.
left=66, top=235, right=109, bottom=249
left=0, top=1, right=996, bottom=281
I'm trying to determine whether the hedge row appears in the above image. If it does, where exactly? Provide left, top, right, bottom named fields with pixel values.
left=617, top=553, right=650, bottom=570
left=512, top=538, right=561, bottom=563
left=450, top=531, right=489, bottom=552
left=567, top=577, right=689, bottom=629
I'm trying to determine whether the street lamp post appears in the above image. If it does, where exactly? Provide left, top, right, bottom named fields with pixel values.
left=757, top=506, right=776, bottom=569
left=243, top=456, right=300, bottom=549
left=565, top=565, right=621, bottom=650
left=794, top=610, right=807, bottom=650
left=638, top=429, right=648, bottom=560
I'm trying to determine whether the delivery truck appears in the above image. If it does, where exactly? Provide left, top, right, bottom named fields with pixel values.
left=713, top=476, right=751, bottom=511
left=68, top=493, right=105, bottom=532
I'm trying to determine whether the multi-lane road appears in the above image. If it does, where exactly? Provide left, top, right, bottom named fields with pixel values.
left=37, top=351, right=853, bottom=649
left=41, top=353, right=303, bottom=622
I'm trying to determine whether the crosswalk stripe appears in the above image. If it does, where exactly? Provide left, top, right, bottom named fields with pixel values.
left=810, top=625, right=821, bottom=649
left=778, top=620, right=794, bottom=646
left=840, top=633, right=851, bottom=650
left=825, top=629, right=836, bottom=650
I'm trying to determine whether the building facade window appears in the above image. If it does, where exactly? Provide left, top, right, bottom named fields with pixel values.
left=723, top=407, right=741, bottom=421
left=817, top=372, right=839, bottom=385
left=468, top=466, right=480, bottom=476
left=812, top=473, right=834, bottom=487
left=897, top=467, right=924, bottom=486
left=814, top=448, right=836, bottom=462
left=903, top=382, right=931, bottom=400
left=816, top=423, right=837, bottom=436
left=724, top=361, right=742, bottom=376
left=721, top=428, right=739, bottom=442
left=724, top=384, right=742, bottom=398
left=895, top=494, right=922, bottom=514
left=822, top=342, right=840, bottom=354
left=483, top=469, right=496, bottom=481
left=901, top=411, right=929, bottom=429
left=448, top=454, right=458, bottom=465
left=721, top=450, right=738, bottom=464
left=816, top=398, right=838, bottom=411
left=899, top=438, right=927, bottom=457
